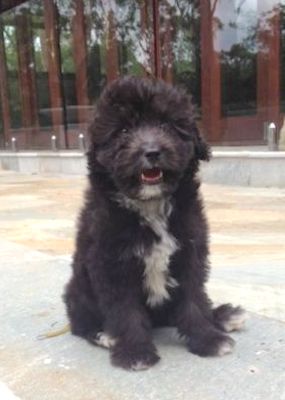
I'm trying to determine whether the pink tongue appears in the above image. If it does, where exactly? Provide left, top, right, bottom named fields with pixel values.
left=143, top=168, right=161, bottom=179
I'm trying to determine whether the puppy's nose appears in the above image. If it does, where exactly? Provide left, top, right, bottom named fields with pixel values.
left=144, top=149, right=161, bottom=163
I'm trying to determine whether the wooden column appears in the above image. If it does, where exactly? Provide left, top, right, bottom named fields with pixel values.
left=15, top=11, right=39, bottom=137
left=152, top=0, right=161, bottom=78
left=257, top=1, right=280, bottom=126
left=106, top=10, right=119, bottom=82
left=0, top=20, right=11, bottom=144
left=139, top=0, right=153, bottom=76
left=71, top=0, right=89, bottom=124
left=43, top=0, right=64, bottom=133
left=160, top=2, right=174, bottom=84
left=200, top=0, right=221, bottom=142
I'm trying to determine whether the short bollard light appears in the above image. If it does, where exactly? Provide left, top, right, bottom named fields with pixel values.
left=11, top=137, right=17, bottom=152
left=267, top=122, right=278, bottom=151
left=51, top=135, right=57, bottom=151
left=78, top=133, right=86, bottom=151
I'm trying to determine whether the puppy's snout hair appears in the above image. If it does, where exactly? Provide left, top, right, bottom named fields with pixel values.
left=133, top=127, right=173, bottom=155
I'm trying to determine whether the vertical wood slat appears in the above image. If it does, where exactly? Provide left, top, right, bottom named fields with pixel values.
left=257, top=1, right=280, bottom=127
left=139, top=0, right=153, bottom=76
left=0, top=20, right=11, bottom=144
left=71, top=0, right=89, bottom=124
left=200, top=0, right=221, bottom=142
left=43, top=0, right=64, bottom=133
left=160, top=2, right=174, bottom=84
left=15, top=11, right=39, bottom=135
left=152, top=0, right=161, bottom=79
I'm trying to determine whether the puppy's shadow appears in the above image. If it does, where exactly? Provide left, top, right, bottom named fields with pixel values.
left=153, top=327, right=185, bottom=349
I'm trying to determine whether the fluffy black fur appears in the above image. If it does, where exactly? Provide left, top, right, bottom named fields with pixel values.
left=64, top=77, right=246, bottom=370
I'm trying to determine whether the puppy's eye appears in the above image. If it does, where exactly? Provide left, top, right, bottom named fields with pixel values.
left=121, top=128, right=128, bottom=133
left=175, top=126, right=191, bottom=141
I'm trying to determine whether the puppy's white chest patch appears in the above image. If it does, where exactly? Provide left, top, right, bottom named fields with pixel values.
left=116, top=195, right=179, bottom=307
left=143, top=215, right=178, bottom=307
left=131, top=199, right=179, bottom=307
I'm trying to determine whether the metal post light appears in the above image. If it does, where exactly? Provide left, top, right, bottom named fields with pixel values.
left=78, top=133, right=85, bottom=152
left=267, top=122, right=278, bottom=151
left=11, top=137, right=17, bottom=152
left=51, top=135, right=57, bottom=151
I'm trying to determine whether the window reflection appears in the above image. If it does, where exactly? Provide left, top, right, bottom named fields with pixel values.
left=85, top=0, right=154, bottom=103
left=31, top=2, right=52, bottom=128
left=59, top=8, right=78, bottom=126
left=217, top=0, right=257, bottom=116
left=2, top=12, right=22, bottom=129
left=159, top=0, right=201, bottom=110
left=0, top=0, right=284, bottom=148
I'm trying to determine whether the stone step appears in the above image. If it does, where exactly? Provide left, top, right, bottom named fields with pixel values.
left=1, top=149, right=285, bottom=187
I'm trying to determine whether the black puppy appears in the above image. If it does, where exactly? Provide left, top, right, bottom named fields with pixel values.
left=64, top=77, right=246, bottom=370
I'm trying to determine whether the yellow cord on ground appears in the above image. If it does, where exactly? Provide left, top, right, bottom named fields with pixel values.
left=37, top=323, right=70, bottom=340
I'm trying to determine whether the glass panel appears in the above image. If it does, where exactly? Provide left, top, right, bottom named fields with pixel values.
left=31, top=2, right=52, bottom=128
left=2, top=12, right=22, bottom=129
left=0, top=0, right=154, bottom=150
left=1, top=0, right=284, bottom=148
left=158, top=0, right=201, bottom=112
left=86, top=0, right=154, bottom=103
left=218, top=0, right=258, bottom=117
left=1, top=1, right=57, bottom=149
left=0, top=0, right=68, bottom=149
left=58, top=6, right=78, bottom=126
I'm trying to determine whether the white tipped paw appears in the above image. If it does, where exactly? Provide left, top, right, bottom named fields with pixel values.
left=223, top=309, right=248, bottom=333
left=111, top=344, right=160, bottom=370
left=131, top=361, right=152, bottom=371
left=188, top=332, right=235, bottom=357
left=216, top=337, right=235, bottom=356
left=214, top=304, right=248, bottom=333
left=90, top=332, right=117, bottom=349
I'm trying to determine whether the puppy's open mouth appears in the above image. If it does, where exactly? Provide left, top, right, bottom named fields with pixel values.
left=141, top=168, right=163, bottom=185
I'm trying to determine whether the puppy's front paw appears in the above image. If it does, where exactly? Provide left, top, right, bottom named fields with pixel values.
left=111, top=342, right=160, bottom=371
left=88, top=331, right=117, bottom=349
left=187, top=330, right=235, bottom=357
left=213, top=304, right=248, bottom=332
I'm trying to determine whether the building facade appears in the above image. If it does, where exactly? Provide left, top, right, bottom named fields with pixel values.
left=0, top=0, right=284, bottom=150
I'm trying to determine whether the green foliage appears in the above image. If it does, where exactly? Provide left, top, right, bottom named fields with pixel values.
left=59, top=15, right=75, bottom=73
left=3, top=24, right=18, bottom=71
left=8, top=72, right=22, bottom=128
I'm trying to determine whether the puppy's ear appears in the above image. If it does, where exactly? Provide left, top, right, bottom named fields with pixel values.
left=192, top=124, right=211, bottom=161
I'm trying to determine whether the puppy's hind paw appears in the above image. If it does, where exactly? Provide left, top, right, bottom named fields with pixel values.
left=213, top=304, right=248, bottom=333
left=111, top=342, right=160, bottom=371
left=188, top=331, right=235, bottom=357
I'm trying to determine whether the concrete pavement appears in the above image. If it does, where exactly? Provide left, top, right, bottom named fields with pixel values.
left=0, top=171, right=284, bottom=399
